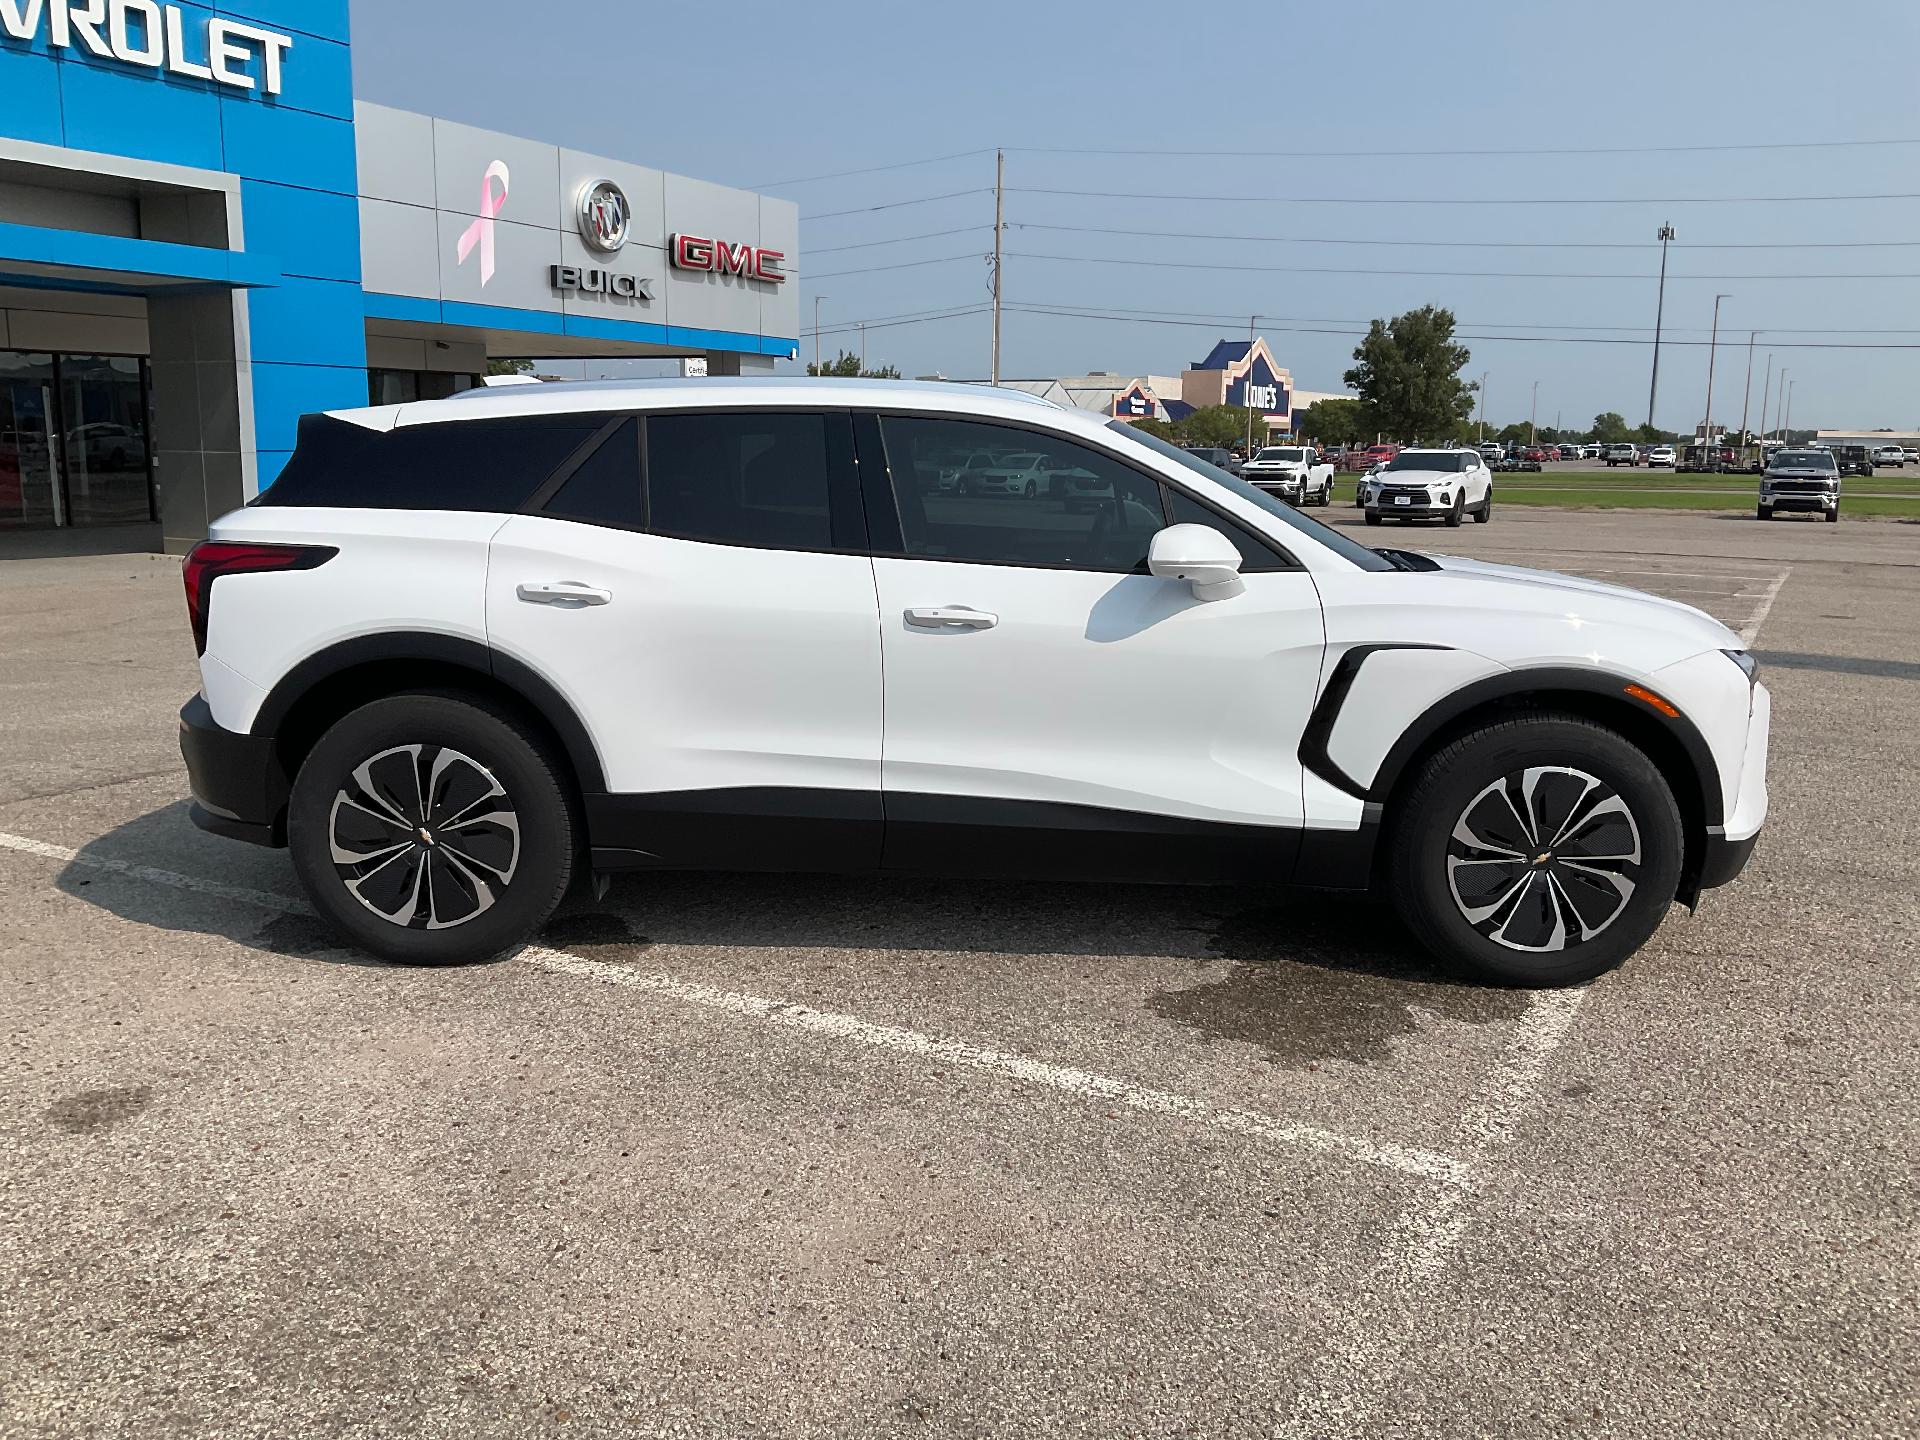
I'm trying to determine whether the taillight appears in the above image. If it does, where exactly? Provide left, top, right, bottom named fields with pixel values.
left=182, top=541, right=336, bottom=656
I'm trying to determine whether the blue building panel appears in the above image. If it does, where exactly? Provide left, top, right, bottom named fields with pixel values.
left=240, top=180, right=360, bottom=282
left=57, top=59, right=227, bottom=170
left=248, top=360, right=367, bottom=451
left=246, top=30, right=355, bottom=122
left=0, top=49, right=65, bottom=143
left=215, top=0, right=353, bottom=44
left=219, top=102, right=356, bottom=194
left=245, top=277, right=367, bottom=366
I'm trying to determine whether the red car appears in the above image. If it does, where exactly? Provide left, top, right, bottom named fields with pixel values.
left=1521, top=445, right=1552, bottom=463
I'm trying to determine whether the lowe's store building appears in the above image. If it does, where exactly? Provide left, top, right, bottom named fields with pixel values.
left=0, top=0, right=800, bottom=551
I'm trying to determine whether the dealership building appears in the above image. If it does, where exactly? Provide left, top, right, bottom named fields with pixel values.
left=0, top=0, right=799, bottom=550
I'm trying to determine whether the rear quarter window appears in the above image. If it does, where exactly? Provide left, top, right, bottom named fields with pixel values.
left=263, top=412, right=606, bottom=511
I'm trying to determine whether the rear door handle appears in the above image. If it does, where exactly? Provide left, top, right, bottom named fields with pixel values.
left=516, top=580, right=612, bottom=607
left=905, top=605, right=997, bottom=630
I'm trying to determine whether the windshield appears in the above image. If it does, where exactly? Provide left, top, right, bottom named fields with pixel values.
left=1384, top=452, right=1469, bottom=473
left=1773, top=450, right=1837, bottom=471
left=1256, top=448, right=1306, bottom=462
left=1111, top=421, right=1392, bottom=572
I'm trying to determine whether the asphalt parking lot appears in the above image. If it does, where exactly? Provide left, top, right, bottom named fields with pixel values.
left=3, top=508, right=1916, bottom=1439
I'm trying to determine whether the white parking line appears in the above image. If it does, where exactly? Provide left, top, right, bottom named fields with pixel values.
left=1736, top=568, right=1792, bottom=646
left=0, top=829, right=1468, bottom=1188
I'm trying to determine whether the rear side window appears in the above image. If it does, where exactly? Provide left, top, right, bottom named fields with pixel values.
left=264, top=413, right=603, bottom=511
left=541, top=419, right=642, bottom=529
left=645, top=412, right=833, bottom=551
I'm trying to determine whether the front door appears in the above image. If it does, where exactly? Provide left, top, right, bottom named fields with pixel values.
left=486, top=410, right=885, bottom=871
left=865, top=413, right=1327, bottom=883
left=0, top=351, right=60, bottom=529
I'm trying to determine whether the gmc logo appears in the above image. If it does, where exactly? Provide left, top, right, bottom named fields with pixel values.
left=671, top=233, right=787, bottom=284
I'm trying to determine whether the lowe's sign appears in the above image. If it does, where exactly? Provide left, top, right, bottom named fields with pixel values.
left=1228, top=355, right=1290, bottom=417
left=0, top=0, right=293, bottom=96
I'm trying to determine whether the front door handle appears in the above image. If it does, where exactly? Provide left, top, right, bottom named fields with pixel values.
left=516, top=580, right=612, bottom=607
left=905, top=605, right=997, bottom=630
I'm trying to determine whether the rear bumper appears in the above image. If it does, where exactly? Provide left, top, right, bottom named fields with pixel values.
left=178, top=693, right=287, bottom=848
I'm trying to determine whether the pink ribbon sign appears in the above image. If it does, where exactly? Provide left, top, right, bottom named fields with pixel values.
left=455, top=160, right=511, bottom=286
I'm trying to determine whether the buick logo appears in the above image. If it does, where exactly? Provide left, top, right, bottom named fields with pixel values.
left=576, top=179, right=630, bottom=253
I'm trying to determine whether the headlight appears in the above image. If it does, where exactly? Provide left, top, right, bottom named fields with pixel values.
left=1723, top=649, right=1759, bottom=684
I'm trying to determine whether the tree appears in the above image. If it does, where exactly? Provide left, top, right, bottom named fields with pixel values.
left=1180, top=404, right=1257, bottom=448
left=806, top=348, right=902, bottom=379
left=1130, top=417, right=1179, bottom=442
left=1495, top=422, right=1531, bottom=446
left=1590, top=412, right=1632, bottom=444
left=1342, top=306, right=1474, bottom=443
left=1296, top=397, right=1363, bottom=446
left=487, top=357, right=534, bottom=376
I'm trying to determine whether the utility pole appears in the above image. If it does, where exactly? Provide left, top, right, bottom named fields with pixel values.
left=1244, top=314, right=1257, bottom=454
left=1776, top=368, right=1790, bottom=443
left=813, top=294, right=828, bottom=373
left=1703, top=293, right=1730, bottom=460
left=1738, top=331, right=1756, bottom=451
left=1757, top=351, right=1773, bottom=444
left=1783, top=380, right=1794, bottom=440
left=859, top=322, right=867, bottom=375
left=1529, top=380, right=1539, bottom=445
left=1477, top=371, right=1488, bottom=441
left=1647, top=222, right=1676, bottom=430
left=990, top=148, right=1004, bottom=385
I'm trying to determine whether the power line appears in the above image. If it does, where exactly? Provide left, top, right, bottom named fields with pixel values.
left=804, top=251, right=980, bottom=281
left=996, top=299, right=1920, bottom=334
left=1008, top=136, right=1920, bottom=160
left=1008, top=185, right=1920, bottom=207
left=1003, top=303, right=1920, bottom=349
left=1013, top=220, right=1920, bottom=252
left=1006, top=249, right=1920, bottom=281
left=809, top=224, right=992, bottom=256
left=812, top=302, right=992, bottom=338
left=755, top=149, right=994, bottom=188
left=804, top=188, right=990, bottom=221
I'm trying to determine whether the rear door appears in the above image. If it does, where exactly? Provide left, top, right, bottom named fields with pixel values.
left=485, top=409, right=885, bottom=871
left=862, top=412, right=1326, bottom=883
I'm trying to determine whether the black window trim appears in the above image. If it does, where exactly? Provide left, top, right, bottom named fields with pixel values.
left=856, top=407, right=1304, bottom=576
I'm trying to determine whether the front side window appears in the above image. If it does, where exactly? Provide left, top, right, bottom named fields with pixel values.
left=880, top=416, right=1165, bottom=572
left=646, top=412, right=833, bottom=551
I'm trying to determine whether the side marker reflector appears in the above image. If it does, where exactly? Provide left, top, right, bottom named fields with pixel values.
left=1624, top=683, right=1681, bottom=718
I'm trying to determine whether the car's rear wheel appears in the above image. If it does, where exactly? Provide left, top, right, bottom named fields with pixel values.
left=1475, top=487, right=1494, bottom=523
left=288, top=692, right=577, bottom=966
left=1386, top=713, right=1683, bottom=986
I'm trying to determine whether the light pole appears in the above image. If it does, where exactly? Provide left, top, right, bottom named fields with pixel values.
left=1702, top=293, right=1730, bottom=462
left=1783, top=379, right=1795, bottom=440
left=1757, top=351, right=1773, bottom=445
left=1647, top=222, right=1676, bottom=430
left=1477, top=371, right=1488, bottom=441
left=1775, top=368, right=1790, bottom=443
left=1529, top=380, right=1539, bottom=446
left=813, top=294, right=828, bottom=373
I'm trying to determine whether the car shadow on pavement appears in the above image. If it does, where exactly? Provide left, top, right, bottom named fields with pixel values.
left=53, top=804, right=1524, bottom=1061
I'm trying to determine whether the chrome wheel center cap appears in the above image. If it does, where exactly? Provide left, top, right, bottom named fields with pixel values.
left=1532, top=851, right=1553, bottom=866
left=417, top=826, right=435, bottom=846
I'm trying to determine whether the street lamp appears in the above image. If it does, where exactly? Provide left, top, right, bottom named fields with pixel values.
left=1477, top=371, right=1488, bottom=441
left=1529, top=379, right=1539, bottom=445
left=1702, top=293, right=1730, bottom=464
left=1647, top=222, right=1676, bottom=430
left=813, top=294, right=829, bottom=373
left=1776, top=368, right=1790, bottom=443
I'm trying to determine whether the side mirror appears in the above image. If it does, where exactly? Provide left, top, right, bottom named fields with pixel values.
left=1148, top=523, right=1245, bottom=601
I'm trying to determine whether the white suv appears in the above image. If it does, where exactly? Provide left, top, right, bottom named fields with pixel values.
left=1362, top=448, right=1495, bottom=526
left=178, top=379, right=1768, bottom=985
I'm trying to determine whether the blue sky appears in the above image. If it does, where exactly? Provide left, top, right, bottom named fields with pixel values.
left=349, top=0, right=1920, bottom=430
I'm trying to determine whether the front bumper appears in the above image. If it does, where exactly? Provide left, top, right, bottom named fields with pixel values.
left=1762, top=486, right=1837, bottom=512
left=1365, top=495, right=1452, bottom=515
left=1247, top=474, right=1305, bottom=499
left=178, top=693, right=287, bottom=848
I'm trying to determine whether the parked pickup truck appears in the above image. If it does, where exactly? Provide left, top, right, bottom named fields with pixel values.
left=1239, top=445, right=1336, bottom=505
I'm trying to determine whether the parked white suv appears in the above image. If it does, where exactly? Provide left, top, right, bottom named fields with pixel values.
left=1362, top=448, right=1494, bottom=527
left=178, top=379, right=1767, bottom=985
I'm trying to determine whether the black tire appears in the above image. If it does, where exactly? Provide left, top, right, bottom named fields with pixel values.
left=1826, top=507, right=1839, bottom=523
left=1757, top=504, right=1773, bottom=520
left=1475, top=487, right=1493, bottom=523
left=287, top=691, right=578, bottom=965
left=1364, top=510, right=1382, bottom=526
left=1444, top=492, right=1465, bottom=527
left=1024, top=480, right=1038, bottom=499
left=1386, top=713, right=1684, bottom=986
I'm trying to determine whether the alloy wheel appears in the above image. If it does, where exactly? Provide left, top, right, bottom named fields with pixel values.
left=327, top=744, right=521, bottom=929
left=1445, top=766, right=1642, bottom=953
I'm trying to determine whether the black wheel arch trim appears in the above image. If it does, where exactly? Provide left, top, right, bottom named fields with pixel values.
left=1305, top=656, right=1726, bottom=829
left=252, top=631, right=608, bottom=795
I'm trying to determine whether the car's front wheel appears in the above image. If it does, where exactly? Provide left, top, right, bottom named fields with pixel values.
left=288, top=692, right=578, bottom=965
left=1364, top=510, right=1382, bottom=526
left=1758, top=504, right=1773, bottom=520
left=1386, top=713, right=1683, bottom=986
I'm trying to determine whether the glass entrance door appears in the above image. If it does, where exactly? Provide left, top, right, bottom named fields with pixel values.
left=0, top=351, right=61, bottom=529
left=0, top=351, right=153, bottom=530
